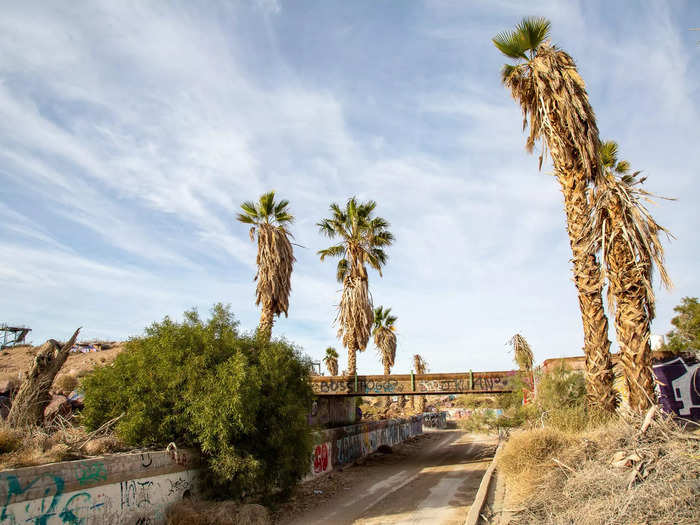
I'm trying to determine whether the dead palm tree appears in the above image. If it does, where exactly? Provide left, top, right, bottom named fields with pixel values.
left=412, top=354, right=428, bottom=412
left=236, top=191, right=295, bottom=341
left=508, top=333, right=534, bottom=371
left=588, top=141, right=673, bottom=411
left=318, top=197, right=394, bottom=376
left=323, top=346, right=339, bottom=376
left=493, top=17, right=616, bottom=412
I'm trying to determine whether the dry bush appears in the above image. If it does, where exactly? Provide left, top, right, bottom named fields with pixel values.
left=0, top=427, right=23, bottom=454
left=53, top=373, right=78, bottom=394
left=0, top=418, right=124, bottom=469
left=166, top=500, right=270, bottom=525
left=501, top=410, right=700, bottom=524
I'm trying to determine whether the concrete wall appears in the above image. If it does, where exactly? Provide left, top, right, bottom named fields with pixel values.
left=0, top=449, right=199, bottom=524
left=0, top=413, right=446, bottom=522
left=308, top=414, right=428, bottom=477
left=308, top=396, right=357, bottom=427
left=422, top=411, right=447, bottom=429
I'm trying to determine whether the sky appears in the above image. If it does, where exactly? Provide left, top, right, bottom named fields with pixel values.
left=1, top=0, right=698, bottom=375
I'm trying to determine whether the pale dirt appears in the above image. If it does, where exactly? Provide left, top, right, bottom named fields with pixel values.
left=0, top=343, right=125, bottom=389
left=277, top=430, right=497, bottom=525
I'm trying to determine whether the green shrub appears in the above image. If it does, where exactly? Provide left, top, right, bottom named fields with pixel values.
left=81, top=304, right=314, bottom=501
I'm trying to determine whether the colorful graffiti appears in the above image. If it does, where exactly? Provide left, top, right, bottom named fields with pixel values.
left=653, top=356, right=700, bottom=420
left=0, top=452, right=199, bottom=524
left=312, top=442, right=332, bottom=476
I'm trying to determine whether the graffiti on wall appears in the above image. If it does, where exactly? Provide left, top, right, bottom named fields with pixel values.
left=0, top=456, right=198, bottom=524
left=311, top=373, right=516, bottom=395
left=422, top=412, right=447, bottom=428
left=653, top=356, right=700, bottom=420
left=311, top=442, right=332, bottom=476
left=312, top=379, right=404, bottom=395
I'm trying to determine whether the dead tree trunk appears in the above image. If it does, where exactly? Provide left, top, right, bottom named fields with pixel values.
left=7, top=328, right=80, bottom=427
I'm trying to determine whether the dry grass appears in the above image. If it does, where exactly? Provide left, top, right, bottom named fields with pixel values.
left=0, top=420, right=126, bottom=470
left=500, top=409, right=700, bottom=524
left=53, top=373, right=79, bottom=394
left=166, top=500, right=270, bottom=525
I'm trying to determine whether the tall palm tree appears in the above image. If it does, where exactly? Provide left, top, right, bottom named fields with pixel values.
left=373, top=306, right=397, bottom=375
left=493, top=17, right=616, bottom=412
left=236, top=191, right=295, bottom=341
left=323, top=347, right=339, bottom=376
left=412, top=354, right=428, bottom=412
left=588, top=141, right=673, bottom=411
left=318, top=197, right=394, bottom=376
left=373, top=306, right=397, bottom=407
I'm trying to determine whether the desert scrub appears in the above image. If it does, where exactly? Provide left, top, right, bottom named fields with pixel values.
left=81, top=304, right=314, bottom=501
left=53, top=373, right=78, bottom=395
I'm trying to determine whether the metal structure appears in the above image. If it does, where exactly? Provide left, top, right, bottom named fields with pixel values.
left=311, top=370, right=519, bottom=396
left=1, top=324, right=31, bottom=349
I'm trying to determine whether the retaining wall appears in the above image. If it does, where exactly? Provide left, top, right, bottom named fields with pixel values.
left=0, top=413, right=447, bottom=523
left=0, top=449, right=199, bottom=524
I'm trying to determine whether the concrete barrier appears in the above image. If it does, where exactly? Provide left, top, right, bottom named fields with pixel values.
left=0, top=413, right=444, bottom=522
left=308, top=414, right=425, bottom=477
left=0, top=449, right=200, bottom=524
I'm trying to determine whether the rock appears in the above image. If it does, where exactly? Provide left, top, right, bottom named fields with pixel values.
left=44, top=394, right=72, bottom=422
left=0, top=378, right=19, bottom=396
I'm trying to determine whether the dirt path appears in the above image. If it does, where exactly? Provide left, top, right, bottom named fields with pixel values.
left=278, top=430, right=497, bottom=525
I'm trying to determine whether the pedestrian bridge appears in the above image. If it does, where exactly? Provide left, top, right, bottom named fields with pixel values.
left=311, top=371, right=519, bottom=396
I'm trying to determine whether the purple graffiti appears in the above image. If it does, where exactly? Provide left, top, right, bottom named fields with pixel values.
left=652, top=356, right=700, bottom=420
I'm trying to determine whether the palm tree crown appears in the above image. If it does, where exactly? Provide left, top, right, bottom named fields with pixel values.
left=323, top=347, right=339, bottom=376
left=236, top=191, right=294, bottom=233
left=236, top=191, right=295, bottom=340
left=507, top=333, right=534, bottom=371
left=317, top=197, right=394, bottom=282
left=373, top=306, right=397, bottom=373
left=493, top=16, right=600, bottom=183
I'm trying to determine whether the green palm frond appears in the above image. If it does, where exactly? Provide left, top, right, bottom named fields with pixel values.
left=516, top=16, right=551, bottom=51
left=336, top=258, right=349, bottom=282
left=493, top=30, right=528, bottom=59
left=318, top=197, right=394, bottom=278
left=493, top=17, right=551, bottom=60
left=600, top=140, right=619, bottom=169
left=318, top=244, right=345, bottom=261
left=235, top=212, right=255, bottom=224
left=237, top=192, right=294, bottom=228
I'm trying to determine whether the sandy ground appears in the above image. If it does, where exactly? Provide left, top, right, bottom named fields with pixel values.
left=0, top=343, right=125, bottom=385
left=277, top=429, right=497, bottom=525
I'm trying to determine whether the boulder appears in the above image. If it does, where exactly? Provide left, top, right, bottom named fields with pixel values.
left=44, top=394, right=72, bottom=422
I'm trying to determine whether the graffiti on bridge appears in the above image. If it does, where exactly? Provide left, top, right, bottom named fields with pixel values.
left=312, top=379, right=404, bottom=395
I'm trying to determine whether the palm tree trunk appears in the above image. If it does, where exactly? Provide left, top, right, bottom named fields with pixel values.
left=383, top=363, right=391, bottom=407
left=608, top=240, right=654, bottom=411
left=256, top=302, right=274, bottom=342
left=346, top=333, right=357, bottom=377
left=558, top=174, right=617, bottom=412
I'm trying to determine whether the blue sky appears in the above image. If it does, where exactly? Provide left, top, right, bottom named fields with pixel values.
left=1, top=0, right=698, bottom=374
